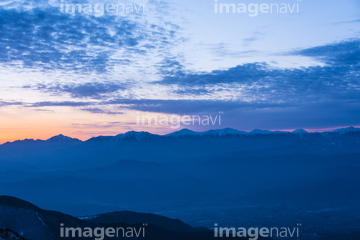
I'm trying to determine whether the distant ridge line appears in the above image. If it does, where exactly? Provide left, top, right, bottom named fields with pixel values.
left=1, top=126, right=360, bottom=145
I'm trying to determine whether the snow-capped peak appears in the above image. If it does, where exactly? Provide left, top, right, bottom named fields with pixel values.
left=115, top=131, right=155, bottom=141
left=332, top=126, right=360, bottom=135
left=292, top=129, right=308, bottom=134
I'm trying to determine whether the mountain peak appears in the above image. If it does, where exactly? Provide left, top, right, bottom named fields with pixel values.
left=49, top=134, right=66, bottom=139
left=292, top=129, right=308, bottom=134
left=204, top=128, right=246, bottom=136
left=46, top=134, right=81, bottom=143
left=332, top=126, right=360, bottom=135
left=2, top=127, right=360, bottom=146
left=115, top=131, right=156, bottom=141
left=166, top=129, right=198, bottom=137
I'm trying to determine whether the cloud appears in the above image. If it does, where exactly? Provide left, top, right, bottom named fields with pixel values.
left=294, top=39, right=360, bottom=66
left=30, top=101, right=92, bottom=107
left=72, top=122, right=123, bottom=129
left=28, top=102, right=125, bottom=115
left=107, top=98, right=288, bottom=115
left=81, top=107, right=124, bottom=115
left=102, top=98, right=360, bottom=131
left=156, top=40, right=360, bottom=104
left=158, top=63, right=270, bottom=86
left=173, top=88, right=211, bottom=95
left=1, top=2, right=359, bottom=132
left=11, top=40, right=360, bottom=119
left=335, top=18, right=360, bottom=25
left=0, top=2, right=182, bottom=73
left=221, top=100, right=360, bottom=131
left=243, top=31, right=265, bottom=46
left=0, top=100, right=23, bottom=107
left=35, top=82, right=127, bottom=99
left=157, top=57, right=185, bottom=76
left=101, top=39, right=359, bottom=129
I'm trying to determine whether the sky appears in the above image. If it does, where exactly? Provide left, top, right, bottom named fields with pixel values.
left=0, top=0, right=359, bottom=142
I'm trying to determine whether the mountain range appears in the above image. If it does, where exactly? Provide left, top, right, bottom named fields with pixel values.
left=1, top=126, right=359, bottom=172
left=2, top=127, right=360, bottom=145
left=0, top=127, right=359, bottom=240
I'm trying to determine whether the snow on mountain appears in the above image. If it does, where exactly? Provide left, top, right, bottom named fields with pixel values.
left=167, top=128, right=248, bottom=137
left=331, top=127, right=360, bottom=135
left=0, top=228, right=29, bottom=240
left=167, top=128, right=291, bottom=137
left=115, top=131, right=157, bottom=141
left=292, top=129, right=309, bottom=134
left=2, top=127, right=360, bottom=146
left=203, top=128, right=247, bottom=136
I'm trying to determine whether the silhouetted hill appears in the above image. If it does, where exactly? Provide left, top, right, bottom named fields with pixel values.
left=82, top=211, right=208, bottom=232
left=0, top=195, right=41, bottom=211
left=0, top=196, right=273, bottom=240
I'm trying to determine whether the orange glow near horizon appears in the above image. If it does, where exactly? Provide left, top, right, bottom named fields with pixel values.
left=1, top=106, right=359, bottom=144
left=0, top=107, right=184, bottom=143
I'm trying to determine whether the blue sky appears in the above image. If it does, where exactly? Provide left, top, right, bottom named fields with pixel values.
left=0, top=0, right=359, bottom=141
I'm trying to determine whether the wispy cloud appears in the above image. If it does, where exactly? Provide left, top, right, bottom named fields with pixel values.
left=0, top=100, right=23, bottom=107
left=35, top=82, right=127, bottom=99
left=0, top=0, right=359, bottom=135
left=81, top=108, right=124, bottom=115
left=294, top=39, right=360, bottom=66
left=106, top=99, right=288, bottom=115
left=156, top=40, right=360, bottom=104
left=0, top=2, right=182, bottom=74
left=29, top=101, right=92, bottom=107
left=243, top=31, right=265, bottom=46
left=72, top=122, right=123, bottom=129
